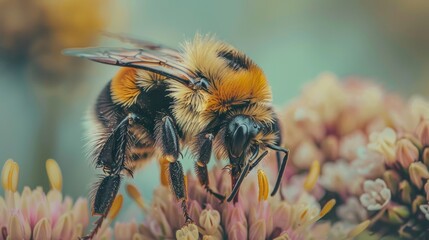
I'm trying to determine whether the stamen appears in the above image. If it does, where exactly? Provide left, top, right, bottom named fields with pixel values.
left=304, top=160, right=320, bottom=192
left=300, top=209, right=309, bottom=221
left=1, top=159, right=19, bottom=192
left=46, top=159, right=62, bottom=191
left=107, top=194, right=123, bottom=220
left=257, top=169, right=269, bottom=201
left=126, top=184, right=148, bottom=212
left=347, top=220, right=371, bottom=239
left=319, top=199, right=336, bottom=218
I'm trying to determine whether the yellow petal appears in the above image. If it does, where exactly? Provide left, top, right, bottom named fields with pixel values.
left=107, top=194, right=123, bottom=220
left=46, top=159, right=62, bottom=191
left=304, top=160, right=320, bottom=192
left=347, top=220, right=371, bottom=239
left=2, top=159, right=19, bottom=192
left=319, top=199, right=336, bottom=218
left=1, top=159, right=13, bottom=190
left=257, top=169, right=269, bottom=201
left=126, top=184, right=146, bottom=211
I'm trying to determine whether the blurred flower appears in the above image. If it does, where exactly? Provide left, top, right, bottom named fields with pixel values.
left=337, top=197, right=368, bottom=223
left=368, top=128, right=397, bottom=164
left=0, top=0, right=110, bottom=83
left=0, top=158, right=122, bottom=240
left=359, top=179, right=391, bottom=211
left=275, top=75, right=429, bottom=238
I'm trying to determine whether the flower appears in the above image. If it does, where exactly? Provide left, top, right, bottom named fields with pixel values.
left=0, top=0, right=110, bottom=82
left=274, top=76, right=429, bottom=238
left=360, top=179, right=391, bottom=211
left=125, top=166, right=350, bottom=240
left=0, top=159, right=119, bottom=240
left=367, top=128, right=397, bottom=164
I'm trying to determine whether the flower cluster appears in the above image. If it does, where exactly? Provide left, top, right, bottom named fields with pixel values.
left=275, top=73, right=429, bottom=238
left=0, top=0, right=108, bottom=82
left=0, top=159, right=123, bottom=240
left=121, top=164, right=369, bottom=240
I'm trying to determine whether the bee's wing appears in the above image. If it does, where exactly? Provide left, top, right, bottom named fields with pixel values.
left=102, top=32, right=181, bottom=58
left=63, top=47, right=196, bottom=85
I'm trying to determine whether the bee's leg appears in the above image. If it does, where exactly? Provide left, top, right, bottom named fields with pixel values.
left=194, top=133, right=226, bottom=202
left=83, top=113, right=137, bottom=239
left=272, top=116, right=285, bottom=199
left=226, top=149, right=268, bottom=203
left=156, top=115, right=192, bottom=222
left=267, top=143, right=289, bottom=196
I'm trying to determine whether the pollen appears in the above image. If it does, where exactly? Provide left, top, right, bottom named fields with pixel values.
left=159, top=157, right=170, bottom=186
left=126, top=184, right=148, bottom=212
left=46, top=159, right=62, bottom=191
left=257, top=169, right=269, bottom=201
left=319, top=199, right=336, bottom=218
left=107, top=194, right=123, bottom=220
left=304, top=160, right=320, bottom=192
left=1, top=159, right=19, bottom=192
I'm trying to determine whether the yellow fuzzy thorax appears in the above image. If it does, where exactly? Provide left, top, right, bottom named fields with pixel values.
left=207, top=65, right=272, bottom=113
left=182, top=34, right=273, bottom=122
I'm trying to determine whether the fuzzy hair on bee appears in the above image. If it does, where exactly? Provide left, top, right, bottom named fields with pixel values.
left=65, top=33, right=289, bottom=239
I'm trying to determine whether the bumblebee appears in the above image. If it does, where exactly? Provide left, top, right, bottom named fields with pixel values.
left=65, top=34, right=289, bottom=239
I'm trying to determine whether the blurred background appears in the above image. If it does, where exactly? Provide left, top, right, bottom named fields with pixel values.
left=1, top=0, right=428, bottom=221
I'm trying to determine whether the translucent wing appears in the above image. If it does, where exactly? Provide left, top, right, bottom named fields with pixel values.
left=102, top=32, right=181, bottom=59
left=63, top=47, right=197, bottom=85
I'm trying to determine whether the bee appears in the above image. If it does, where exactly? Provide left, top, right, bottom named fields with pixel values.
left=64, top=33, right=289, bottom=239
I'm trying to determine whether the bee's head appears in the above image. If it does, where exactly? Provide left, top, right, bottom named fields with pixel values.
left=224, top=115, right=261, bottom=162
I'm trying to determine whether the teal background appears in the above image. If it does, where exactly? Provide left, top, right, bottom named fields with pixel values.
left=0, top=0, right=428, bottom=221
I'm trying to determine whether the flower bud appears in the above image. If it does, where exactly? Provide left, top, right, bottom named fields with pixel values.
left=228, top=222, right=247, bottom=240
left=396, top=139, right=419, bottom=169
left=416, top=120, right=429, bottom=146
left=368, top=128, right=397, bottom=165
left=387, top=205, right=409, bottom=224
left=33, top=218, right=52, bottom=240
left=423, top=148, right=429, bottom=167
left=249, top=220, right=266, bottom=240
left=409, top=162, right=429, bottom=189
left=199, top=209, right=221, bottom=235
left=72, top=198, right=89, bottom=229
left=176, top=224, right=199, bottom=240
left=412, top=195, right=426, bottom=214
left=399, top=180, right=412, bottom=204
left=383, top=170, right=401, bottom=195
left=321, top=135, right=339, bottom=160
left=52, top=213, right=73, bottom=240
left=8, top=211, right=31, bottom=240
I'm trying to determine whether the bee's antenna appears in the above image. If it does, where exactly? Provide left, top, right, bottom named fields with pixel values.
left=266, top=144, right=289, bottom=196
